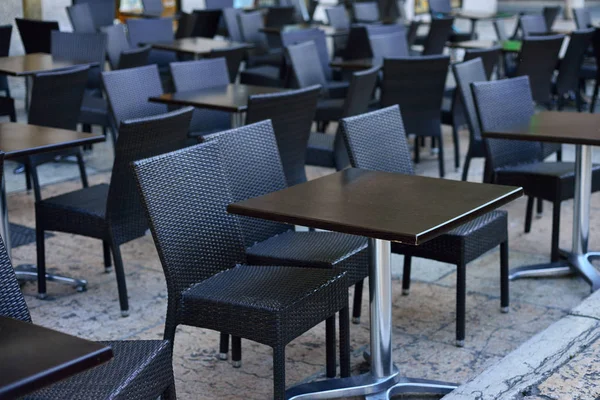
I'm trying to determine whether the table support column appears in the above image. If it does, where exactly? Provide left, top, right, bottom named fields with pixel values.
left=573, top=144, right=591, bottom=255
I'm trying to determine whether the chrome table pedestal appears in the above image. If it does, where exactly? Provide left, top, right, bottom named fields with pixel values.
left=509, top=144, right=600, bottom=291
left=286, top=239, right=457, bottom=399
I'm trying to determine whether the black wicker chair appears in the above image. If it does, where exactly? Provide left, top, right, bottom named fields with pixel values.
left=244, top=85, right=321, bottom=186
left=422, top=16, right=454, bottom=55
left=472, top=76, right=600, bottom=263
left=574, top=8, right=592, bottom=29
left=102, top=65, right=168, bottom=137
left=15, top=18, right=59, bottom=54
left=519, top=14, right=549, bottom=37
left=0, top=25, right=15, bottom=123
left=127, top=18, right=177, bottom=72
left=453, top=58, right=491, bottom=182
left=202, top=119, right=366, bottom=369
left=353, top=2, right=380, bottom=23
left=73, top=0, right=116, bottom=30
left=205, top=0, right=234, bottom=9
left=169, top=58, right=231, bottom=138
left=26, top=67, right=89, bottom=202
left=340, top=105, right=509, bottom=347
left=102, top=25, right=150, bottom=70
left=370, top=32, right=410, bottom=60
left=543, top=6, right=562, bottom=31
left=429, top=0, right=474, bottom=42
left=326, top=6, right=350, bottom=57
left=306, top=66, right=380, bottom=170
left=35, top=107, right=193, bottom=315
left=381, top=55, right=450, bottom=177
left=67, top=3, right=97, bottom=33
left=141, top=0, right=164, bottom=15
left=133, top=138, right=350, bottom=399
left=442, top=46, right=500, bottom=172
left=175, top=11, right=196, bottom=39
left=191, top=10, right=222, bottom=38
left=222, top=7, right=244, bottom=41
left=205, top=45, right=247, bottom=82
left=265, top=6, right=297, bottom=28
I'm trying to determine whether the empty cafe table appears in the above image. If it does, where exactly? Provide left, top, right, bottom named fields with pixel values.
left=0, top=122, right=105, bottom=292
left=0, top=316, right=113, bottom=399
left=483, top=111, right=600, bottom=291
left=150, top=83, right=288, bottom=127
left=228, top=168, right=522, bottom=399
left=145, top=37, right=253, bottom=59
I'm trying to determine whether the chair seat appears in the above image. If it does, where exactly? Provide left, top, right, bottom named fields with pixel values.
left=25, top=340, right=173, bottom=400
left=180, top=265, right=348, bottom=347
left=306, top=132, right=335, bottom=167
left=393, top=210, right=508, bottom=265
left=315, top=98, right=344, bottom=122
left=80, top=94, right=110, bottom=127
left=326, top=80, right=349, bottom=98
left=246, top=230, right=368, bottom=285
left=36, top=184, right=108, bottom=238
left=240, top=65, right=284, bottom=88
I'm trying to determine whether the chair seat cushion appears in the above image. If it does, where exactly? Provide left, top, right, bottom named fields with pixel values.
left=315, top=98, right=344, bottom=122
left=25, top=340, right=173, bottom=400
left=306, top=132, right=335, bottom=168
left=246, top=230, right=368, bottom=285
left=180, top=265, right=348, bottom=346
left=79, top=94, right=110, bottom=127
left=240, top=65, right=284, bottom=88
left=393, top=210, right=508, bottom=265
left=36, top=184, right=109, bottom=238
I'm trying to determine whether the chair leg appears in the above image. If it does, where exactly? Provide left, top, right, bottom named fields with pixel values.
left=219, top=333, right=229, bottom=360
left=452, top=124, right=460, bottom=171
left=536, top=198, right=543, bottom=216
left=352, top=279, right=363, bottom=324
left=24, top=163, right=32, bottom=191
left=456, top=262, right=466, bottom=347
left=232, top=336, right=242, bottom=368
left=339, top=306, right=350, bottom=378
left=461, top=151, right=471, bottom=182
left=551, top=200, right=561, bottom=262
left=556, top=149, right=562, bottom=162
left=109, top=237, right=129, bottom=317
left=273, top=346, right=286, bottom=400
left=591, top=82, right=599, bottom=113
left=29, top=160, right=42, bottom=203
left=75, top=150, right=88, bottom=188
left=524, top=196, right=534, bottom=233
left=402, top=255, right=411, bottom=295
left=35, top=222, right=47, bottom=299
left=438, top=134, right=445, bottom=178
left=103, top=241, right=112, bottom=273
left=500, top=240, right=509, bottom=313
left=326, top=316, right=336, bottom=378
left=414, top=136, right=420, bottom=164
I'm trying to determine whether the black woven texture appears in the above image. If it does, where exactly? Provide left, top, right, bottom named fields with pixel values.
left=464, top=46, right=501, bottom=79
left=574, top=8, right=592, bottom=29
left=353, top=2, right=380, bottom=22
left=10, top=223, right=53, bottom=248
left=126, top=18, right=176, bottom=68
left=169, top=58, right=231, bottom=136
left=286, top=41, right=328, bottom=93
left=73, top=0, right=116, bottom=30
left=101, top=25, right=131, bottom=70
left=102, top=65, right=168, bottom=129
left=238, top=12, right=269, bottom=52
left=245, top=85, right=320, bottom=186
left=67, top=3, right=96, bottom=33
left=222, top=8, right=244, bottom=42
left=118, top=46, right=151, bottom=70
left=555, top=28, right=594, bottom=97
left=281, top=28, right=333, bottom=80
left=370, top=32, right=409, bottom=60
left=133, top=141, right=348, bottom=399
left=422, top=17, right=453, bottom=55
left=15, top=18, right=58, bottom=54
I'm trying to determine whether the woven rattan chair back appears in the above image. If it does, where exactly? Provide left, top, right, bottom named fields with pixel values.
left=204, top=120, right=292, bottom=247
left=29, top=66, right=89, bottom=131
left=406, top=20, right=421, bottom=46
left=285, top=41, right=328, bottom=91
left=520, top=15, right=548, bottom=36
left=191, top=10, right=222, bottom=38
left=206, top=45, right=248, bottom=82
left=556, top=28, right=594, bottom=96
left=453, top=58, right=488, bottom=144
left=354, top=2, right=380, bottom=22
left=67, top=3, right=96, bottom=33
left=326, top=6, right=350, bottom=29
left=370, top=32, right=409, bottom=60
left=107, top=107, right=194, bottom=244
left=428, top=0, right=452, bottom=15
left=117, top=46, right=151, bottom=70
left=543, top=6, right=562, bottom=31
left=423, top=16, right=453, bottom=55
left=73, top=0, right=116, bottom=30
left=133, top=141, right=246, bottom=306
left=238, top=12, right=268, bottom=50
left=15, top=18, right=59, bottom=54
left=205, top=0, right=234, bottom=9
left=381, top=55, right=450, bottom=137
left=515, top=34, right=564, bottom=105
left=574, top=8, right=592, bottom=29
left=342, top=66, right=379, bottom=117
left=340, top=105, right=414, bottom=175
left=281, top=28, right=331, bottom=79
left=127, top=18, right=174, bottom=47
left=141, top=0, right=163, bottom=14
left=471, top=76, right=542, bottom=171
left=102, top=65, right=167, bottom=128
left=265, top=6, right=297, bottom=28
left=51, top=31, right=106, bottom=91
left=175, top=11, right=197, bottom=39
left=463, top=46, right=500, bottom=79
left=245, top=85, right=321, bottom=186
left=223, top=8, right=244, bottom=42
left=101, top=25, right=130, bottom=69
left=342, top=26, right=372, bottom=59
left=0, top=25, right=11, bottom=94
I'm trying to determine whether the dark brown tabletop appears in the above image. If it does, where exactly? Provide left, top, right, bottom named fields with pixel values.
left=0, top=53, right=99, bottom=77
left=0, top=316, right=113, bottom=399
left=330, top=57, right=379, bottom=70
left=150, top=84, right=289, bottom=112
left=447, top=39, right=522, bottom=52
left=228, top=168, right=523, bottom=245
left=145, top=37, right=253, bottom=56
left=482, top=111, right=600, bottom=146
left=0, top=123, right=105, bottom=159
left=260, top=24, right=348, bottom=37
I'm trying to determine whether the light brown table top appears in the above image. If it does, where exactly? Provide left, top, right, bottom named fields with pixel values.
left=482, top=111, right=600, bottom=146
left=0, top=53, right=99, bottom=77
left=228, top=168, right=523, bottom=245
left=146, top=37, right=253, bottom=55
left=150, top=84, right=289, bottom=112
left=0, top=123, right=105, bottom=159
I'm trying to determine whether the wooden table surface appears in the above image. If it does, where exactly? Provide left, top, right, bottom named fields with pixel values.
left=482, top=111, right=600, bottom=146
left=329, top=57, right=379, bottom=70
left=145, top=37, right=253, bottom=55
left=0, top=316, right=113, bottom=399
left=0, top=53, right=99, bottom=77
left=150, top=84, right=289, bottom=112
left=228, top=168, right=523, bottom=245
left=0, top=123, right=105, bottom=159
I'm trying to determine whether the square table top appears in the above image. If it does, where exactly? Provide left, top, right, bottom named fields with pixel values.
left=146, top=37, right=253, bottom=55
left=150, top=84, right=289, bottom=113
left=0, top=123, right=105, bottom=159
left=482, top=111, right=600, bottom=146
left=0, top=316, right=113, bottom=399
left=228, top=168, right=523, bottom=245
left=0, top=53, right=100, bottom=77
left=447, top=39, right=522, bottom=52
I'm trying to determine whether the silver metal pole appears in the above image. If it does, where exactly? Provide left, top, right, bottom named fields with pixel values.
left=572, top=144, right=592, bottom=255
left=369, top=238, right=393, bottom=379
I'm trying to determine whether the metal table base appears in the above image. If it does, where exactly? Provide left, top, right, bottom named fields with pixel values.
left=286, top=239, right=458, bottom=399
left=509, top=144, right=600, bottom=291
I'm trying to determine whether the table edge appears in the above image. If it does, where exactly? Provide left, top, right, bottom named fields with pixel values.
left=482, top=131, right=600, bottom=146
left=2, top=134, right=105, bottom=159
left=149, top=95, right=243, bottom=113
